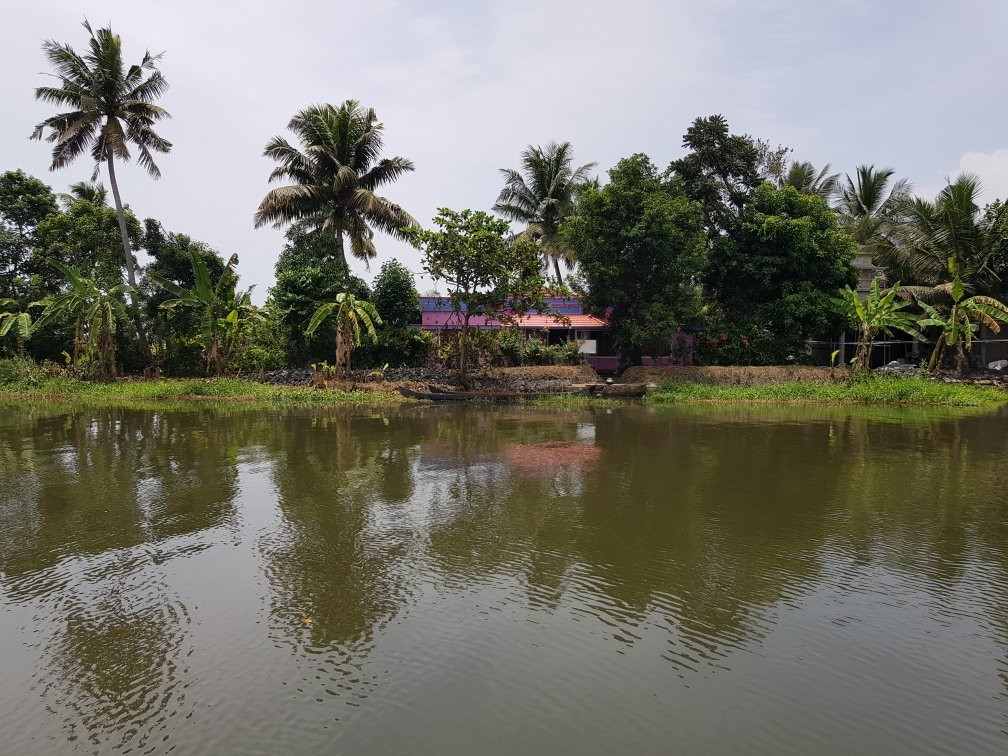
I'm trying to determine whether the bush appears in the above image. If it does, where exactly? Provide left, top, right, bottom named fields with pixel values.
left=357, top=328, right=435, bottom=368
left=0, top=356, right=49, bottom=387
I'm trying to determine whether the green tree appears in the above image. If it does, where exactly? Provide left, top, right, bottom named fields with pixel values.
left=832, top=279, right=924, bottom=371
left=705, top=184, right=857, bottom=363
left=371, top=260, right=419, bottom=330
left=305, top=293, right=381, bottom=376
left=0, top=170, right=58, bottom=296
left=254, top=101, right=416, bottom=265
left=562, top=154, right=707, bottom=366
left=916, top=258, right=1008, bottom=374
left=405, top=209, right=545, bottom=383
left=33, top=261, right=133, bottom=378
left=493, top=141, right=596, bottom=285
left=268, top=229, right=371, bottom=364
left=35, top=196, right=141, bottom=290
left=668, top=114, right=762, bottom=235
left=30, top=19, right=172, bottom=361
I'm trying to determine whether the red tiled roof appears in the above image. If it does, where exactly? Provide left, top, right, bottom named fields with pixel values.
left=512, top=314, right=607, bottom=329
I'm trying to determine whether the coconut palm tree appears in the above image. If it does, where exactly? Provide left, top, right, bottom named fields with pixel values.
left=836, top=165, right=911, bottom=239
left=305, top=292, right=381, bottom=377
left=30, top=19, right=171, bottom=361
left=254, top=101, right=416, bottom=266
left=883, top=174, right=997, bottom=297
left=835, top=165, right=910, bottom=290
left=781, top=161, right=840, bottom=201
left=494, top=141, right=596, bottom=286
left=59, top=181, right=108, bottom=208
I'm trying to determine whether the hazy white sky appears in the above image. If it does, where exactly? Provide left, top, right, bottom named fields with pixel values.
left=3, top=0, right=1007, bottom=300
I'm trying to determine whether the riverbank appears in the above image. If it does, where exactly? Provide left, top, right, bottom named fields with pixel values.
left=0, top=376, right=407, bottom=408
left=1, top=373, right=1005, bottom=409
left=648, top=376, right=1008, bottom=407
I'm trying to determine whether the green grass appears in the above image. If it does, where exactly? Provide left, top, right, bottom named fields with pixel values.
left=0, top=376, right=407, bottom=409
left=646, top=375, right=1008, bottom=408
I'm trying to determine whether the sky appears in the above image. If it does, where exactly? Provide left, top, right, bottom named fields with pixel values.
left=3, top=0, right=1008, bottom=301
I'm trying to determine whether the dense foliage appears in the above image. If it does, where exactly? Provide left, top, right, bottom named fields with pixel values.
left=562, top=154, right=706, bottom=366
left=8, top=22, right=1008, bottom=379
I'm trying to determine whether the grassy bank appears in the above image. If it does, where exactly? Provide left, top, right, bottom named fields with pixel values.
left=647, top=375, right=1008, bottom=408
left=0, top=376, right=407, bottom=409
left=1, top=372, right=1005, bottom=411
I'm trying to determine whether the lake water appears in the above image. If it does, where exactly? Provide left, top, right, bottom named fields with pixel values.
left=1, top=403, right=1007, bottom=754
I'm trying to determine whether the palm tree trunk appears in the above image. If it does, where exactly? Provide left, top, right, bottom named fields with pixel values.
left=336, top=229, right=347, bottom=267
left=106, top=153, right=152, bottom=363
left=553, top=257, right=564, bottom=287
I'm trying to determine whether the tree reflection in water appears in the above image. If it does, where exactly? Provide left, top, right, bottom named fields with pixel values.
left=2, top=403, right=1008, bottom=753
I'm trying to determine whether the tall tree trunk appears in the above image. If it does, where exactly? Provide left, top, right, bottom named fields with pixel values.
left=106, top=153, right=152, bottom=364
left=336, top=229, right=347, bottom=267
left=553, top=256, right=564, bottom=287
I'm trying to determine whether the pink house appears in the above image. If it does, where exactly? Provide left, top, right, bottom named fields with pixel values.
left=413, top=296, right=692, bottom=373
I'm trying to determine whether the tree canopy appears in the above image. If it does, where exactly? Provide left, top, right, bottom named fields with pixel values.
left=254, top=101, right=416, bottom=265
left=562, top=154, right=707, bottom=364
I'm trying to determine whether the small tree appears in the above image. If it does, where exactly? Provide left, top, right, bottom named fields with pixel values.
left=371, top=260, right=419, bottom=330
left=305, top=292, right=381, bottom=376
left=831, top=278, right=925, bottom=372
left=405, top=209, right=545, bottom=385
left=917, top=258, right=1008, bottom=375
left=32, top=261, right=132, bottom=378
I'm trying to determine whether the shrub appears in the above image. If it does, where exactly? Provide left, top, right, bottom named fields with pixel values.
left=0, top=356, right=48, bottom=387
left=358, top=328, right=435, bottom=368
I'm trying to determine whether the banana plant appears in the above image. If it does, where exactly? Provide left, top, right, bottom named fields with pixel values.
left=150, top=251, right=260, bottom=376
left=0, top=299, right=38, bottom=354
left=32, top=261, right=133, bottom=378
left=831, top=278, right=925, bottom=372
left=916, top=258, right=1008, bottom=375
left=305, top=292, right=381, bottom=377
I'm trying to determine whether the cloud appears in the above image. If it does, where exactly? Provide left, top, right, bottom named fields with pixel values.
left=955, top=149, right=1008, bottom=202
left=5, top=0, right=1008, bottom=300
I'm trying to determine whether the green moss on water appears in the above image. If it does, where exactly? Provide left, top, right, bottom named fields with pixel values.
left=646, top=375, right=1008, bottom=408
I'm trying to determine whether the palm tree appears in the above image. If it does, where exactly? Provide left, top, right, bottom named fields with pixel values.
left=781, top=161, right=839, bottom=201
left=305, top=292, right=381, bottom=377
left=59, top=180, right=108, bottom=208
left=254, top=101, right=416, bottom=266
left=835, top=165, right=911, bottom=291
left=883, top=174, right=996, bottom=296
left=494, top=141, right=596, bottom=285
left=30, top=19, right=171, bottom=361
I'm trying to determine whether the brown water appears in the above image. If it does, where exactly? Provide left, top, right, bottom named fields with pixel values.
left=1, top=403, right=1007, bottom=755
